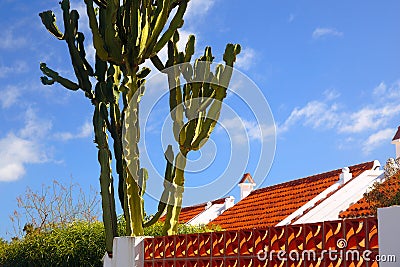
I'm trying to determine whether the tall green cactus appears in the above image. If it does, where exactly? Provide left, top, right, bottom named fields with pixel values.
left=39, top=0, right=190, bottom=255
left=151, top=32, right=241, bottom=235
left=39, top=0, right=240, bottom=255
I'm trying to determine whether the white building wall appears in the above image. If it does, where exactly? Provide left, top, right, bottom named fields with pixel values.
left=378, top=206, right=400, bottom=266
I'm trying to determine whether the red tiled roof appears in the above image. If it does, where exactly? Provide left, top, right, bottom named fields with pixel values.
left=393, top=126, right=400, bottom=141
left=160, top=198, right=226, bottom=223
left=339, top=198, right=373, bottom=219
left=210, top=161, right=374, bottom=231
left=239, top=173, right=255, bottom=184
left=340, top=171, right=400, bottom=219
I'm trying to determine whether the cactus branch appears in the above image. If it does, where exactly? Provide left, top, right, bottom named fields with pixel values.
left=39, top=63, right=79, bottom=91
left=39, top=11, right=64, bottom=40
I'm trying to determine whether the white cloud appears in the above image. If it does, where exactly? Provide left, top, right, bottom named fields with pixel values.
left=0, top=134, right=47, bottom=182
left=0, top=108, right=51, bottom=182
left=19, top=108, right=52, bottom=139
left=312, top=27, right=343, bottom=39
left=323, top=88, right=341, bottom=101
left=363, top=128, right=396, bottom=155
left=185, top=0, right=216, bottom=21
left=0, top=29, right=27, bottom=49
left=0, top=109, right=51, bottom=182
left=373, top=80, right=400, bottom=100
left=220, top=117, right=274, bottom=145
left=373, top=81, right=387, bottom=96
left=54, top=121, right=92, bottom=141
left=279, top=101, right=340, bottom=134
left=339, top=105, right=400, bottom=134
left=279, top=80, right=400, bottom=154
left=0, top=86, right=20, bottom=108
left=235, top=47, right=256, bottom=71
left=280, top=100, right=400, bottom=135
left=0, top=61, right=28, bottom=78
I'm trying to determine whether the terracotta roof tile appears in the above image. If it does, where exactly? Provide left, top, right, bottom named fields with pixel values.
left=339, top=198, right=373, bottom=219
left=209, top=161, right=374, bottom=230
left=340, top=171, right=400, bottom=219
left=159, top=198, right=226, bottom=223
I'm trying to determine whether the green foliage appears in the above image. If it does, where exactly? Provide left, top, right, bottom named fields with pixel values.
left=117, top=215, right=222, bottom=237
left=364, top=158, right=400, bottom=214
left=0, top=219, right=221, bottom=267
left=0, top=221, right=105, bottom=267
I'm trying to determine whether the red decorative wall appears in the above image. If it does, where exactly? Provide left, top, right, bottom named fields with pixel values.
left=144, top=218, right=379, bottom=267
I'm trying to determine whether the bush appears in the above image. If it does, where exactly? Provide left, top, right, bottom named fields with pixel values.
left=0, top=219, right=222, bottom=267
left=117, top=216, right=222, bottom=237
left=0, top=221, right=105, bottom=267
left=364, top=158, right=400, bottom=214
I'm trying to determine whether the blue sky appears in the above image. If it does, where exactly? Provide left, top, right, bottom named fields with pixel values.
left=1, top=0, right=399, bottom=238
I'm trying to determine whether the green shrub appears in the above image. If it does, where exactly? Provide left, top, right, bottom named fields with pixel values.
left=0, top=219, right=222, bottom=267
left=117, top=215, right=222, bottom=237
left=0, top=221, right=105, bottom=267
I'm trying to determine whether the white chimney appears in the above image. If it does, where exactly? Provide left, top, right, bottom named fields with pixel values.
left=392, top=126, right=400, bottom=159
left=238, top=173, right=256, bottom=200
left=224, top=196, right=235, bottom=209
left=339, top=167, right=352, bottom=184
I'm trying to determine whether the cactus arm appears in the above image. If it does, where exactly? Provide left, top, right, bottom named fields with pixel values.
left=150, top=55, right=165, bottom=72
left=138, top=0, right=152, bottom=60
left=168, top=71, right=185, bottom=145
left=138, top=168, right=148, bottom=197
left=39, top=63, right=80, bottom=91
left=144, top=0, right=171, bottom=56
left=143, top=145, right=174, bottom=227
left=150, top=0, right=188, bottom=56
left=93, top=102, right=118, bottom=255
left=39, top=11, right=64, bottom=40
left=76, top=33, right=95, bottom=76
left=184, top=35, right=195, bottom=63
left=93, top=0, right=107, bottom=8
left=108, top=100, right=127, bottom=215
left=84, top=0, right=109, bottom=61
left=104, top=0, right=123, bottom=63
left=138, top=167, right=148, bottom=222
left=60, top=0, right=93, bottom=97
left=162, top=152, right=186, bottom=235
left=126, top=0, right=139, bottom=68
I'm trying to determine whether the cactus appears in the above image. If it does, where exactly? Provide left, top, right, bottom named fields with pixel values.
left=152, top=32, right=241, bottom=235
left=39, top=0, right=190, bottom=254
left=39, top=0, right=240, bottom=254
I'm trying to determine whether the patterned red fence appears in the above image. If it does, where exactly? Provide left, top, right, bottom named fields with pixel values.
left=143, top=218, right=379, bottom=267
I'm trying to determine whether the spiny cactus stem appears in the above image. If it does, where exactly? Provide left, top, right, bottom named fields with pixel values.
left=162, top=151, right=187, bottom=235
left=143, top=145, right=175, bottom=227
left=94, top=103, right=117, bottom=254
left=84, top=0, right=109, bottom=61
left=39, top=63, right=80, bottom=91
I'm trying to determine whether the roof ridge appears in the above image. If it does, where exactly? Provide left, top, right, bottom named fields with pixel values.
left=250, top=161, right=374, bottom=196
left=178, top=197, right=227, bottom=212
